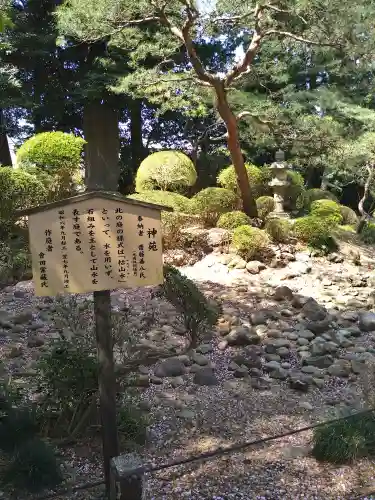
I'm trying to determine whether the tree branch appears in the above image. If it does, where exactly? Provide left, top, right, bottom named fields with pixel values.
left=263, top=29, right=337, bottom=47
left=236, top=111, right=273, bottom=129
left=224, top=3, right=264, bottom=87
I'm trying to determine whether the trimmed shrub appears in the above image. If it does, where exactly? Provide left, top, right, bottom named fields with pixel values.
left=232, top=225, right=270, bottom=260
left=0, top=241, right=31, bottom=285
left=265, top=218, right=291, bottom=243
left=161, top=265, right=219, bottom=347
left=310, top=199, right=343, bottom=224
left=293, top=216, right=335, bottom=249
left=217, top=163, right=265, bottom=197
left=256, top=196, right=275, bottom=220
left=312, top=411, right=375, bottom=463
left=190, top=187, right=239, bottom=227
left=127, top=190, right=191, bottom=212
left=135, top=151, right=197, bottom=193
left=302, top=188, right=339, bottom=210
left=340, top=205, right=359, bottom=225
left=217, top=211, right=251, bottom=230
left=16, top=132, right=85, bottom=172
left=17, top=132, right=85, bottom=201
left=0, top=167, right=47, bottom=233
left=161, top=212, right=202, bottom=250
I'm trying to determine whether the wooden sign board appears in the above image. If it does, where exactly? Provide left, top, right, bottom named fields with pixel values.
left=20, top=192, right=168, bottom=297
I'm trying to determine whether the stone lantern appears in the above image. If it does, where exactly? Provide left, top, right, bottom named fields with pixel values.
left=268, top=149, right=290, bottom=219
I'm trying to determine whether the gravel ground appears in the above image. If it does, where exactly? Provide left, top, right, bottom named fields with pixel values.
left=2, top=248, right=375, bottom=499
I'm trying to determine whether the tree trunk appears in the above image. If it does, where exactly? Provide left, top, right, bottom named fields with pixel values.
left=0, top=109, right=12, bottom=166
left=83, top=100, right=120, bottom=191
left=357, top=164, right=374, bottom=234
left=129, top=98, right=144, bottom=176
left=214, top=84, right=258, bottom=217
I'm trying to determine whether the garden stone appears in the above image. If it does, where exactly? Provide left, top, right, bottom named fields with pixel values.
left=154, top=358, right=186, bottom=378
left=276, top=347, right=289, bottom=358
left=299, top=401, right=313, bottom=411
left=227, top=326, right=260, bottom=346
left=12, top=310, right=33, bottom=325
left=13, top=290, right=27, bottom=298
left=234, top=366, right=249, bottom=378
left=304, top=354, right=333, bottom=369
left=359, top=312, right=375, bottom=332
left=267, top=329, right=281, bottom=338
left=218, top=340, right=228, bottom=350
left=301, top=365, right=323, bottom=376
left=10, top=325, right=23, bottom=334
left=246, top=261, right=265, bottom=274
left=193, top=367, right=219, bottom=386
left=273, top=286, right=294, bottom=301
left=281, top=362, right=291, bottom=369
left=312, top=377, right=325, bottom=388
left=327, top=360, right=352, bottom=377
left=351, top=359, right=365, bottom=374
left=305, top=317, right=331, bottom=334
left=289, top=375, right=310, bottom=392
left=265, top=353, right=281, bottom=362
left=298, top=330, right=315, bottom=340
left=29, top=321, right=44, bottom=331
left=232, top=348, right=262, bottom=370
left=269, top=338, right=290, bottom=349
left=269, top=367, right=288, bottom=380
left=234, top=258, right=247, bottom=270
left=27, top=335, right=44, bottom=348
left=171, top=377, right=184, bottom=387
left=178, top=355, right=192, bottom=366
left=217, top=322, right=231, bottom=336
left=302, top=299, right=327, bottom=321
left=264, top=360, right=282, bottom=372
left=8, top=345, right=23, bottom=358
left=249, top=367, right=262, bottom=377
left=322, top=341, right=338, bottom=353
left=191, top=352, right=209, bottom=366
left=281, top=309, right=294, bottom=317
left=297, top=338, right=309, bottom=346
left=345, top=326, right=362, bottom=337
left=292, top=294, right=310, bottom=309
left=341, top=311, right=358, bottom=322
left=228, top=361, right=240, bottom=371
left=286, top=332, right=298, bottom=341
left=196, top=344, right=213, bottom=355
left=250, top=311, right=269, bottom=326
left=206, top=228, right=231, bottom=247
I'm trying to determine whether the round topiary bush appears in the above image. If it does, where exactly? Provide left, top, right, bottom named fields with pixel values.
left=216, top=211, right=251, bottom=230
left=217, top=163, right=266, bottom=197
left=265, top=218, right=291, bottom=243
left=302, top=188, right=339, bottom=210
left=256, top=196, right=275, bottom=220
left=190, top=187, right=239, bottom=227
left=340, top=205, right=359, bottom=226
left=0, top=168, right=47, bottom=233
left=293, top=216, right=335, bottom=249
left=16, top=132, right=85, bottom=172
left=232, top=225, right=270, bottom=260
left=310, top=199, right=343, bottom=224
left=127, top=190, right=191, bottom=212
left=135, top=151, right=197, bottom=193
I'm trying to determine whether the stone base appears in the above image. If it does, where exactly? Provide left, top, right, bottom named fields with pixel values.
left=267, top=211, right=290, bottom=220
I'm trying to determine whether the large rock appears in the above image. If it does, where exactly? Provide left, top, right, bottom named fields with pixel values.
left=193, top=367, right=219, bottom=386
left=304, top=354, right=334, bottom=368
left=305, top=317, right=331, bottom=334
left=226, top=326, right=260, bottom=346
left=359, top=312, right=375, bottom=332
left=206, top=228, right=231, bottom=247
left=154, top=357, right=186, bottom=378
left=246, top=261, right=266, bottom=274
left=302, top=299, right=327, bottom=322
left=273, top=286, right=294, bottom=301
left=327, top=360, right=352, bottom=377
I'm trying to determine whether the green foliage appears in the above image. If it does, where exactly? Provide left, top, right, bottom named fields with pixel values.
left=190, top=187, right=239, bottom=227
left=127, top=190, right=191, bottom=212
left=0, top=167, right=47, bottom=232
left=135, top=151, right=197, bottom=193
left=293, top=216, right=336, bottom=249
left=216, top=211, right=251, bottom=230
left=16, top=132, right=85, bottom=172
left=0, top=386, right=62, bottom=493
left=161, top=265, right=219, bottom=347
left=217, top=163, right=265, bottom=198
left=312, top=411, right=375, bottom=463
left=265, top=218, right=291, bottom=243
left=310, top=199, right=343, bottom=224
left=340, top=205, right=359, bottom=225
left=161, top=212, right=203, bottom=250
left=232, top=225, right=270, bottom=260
left=360, top=222, right=375, bottom=244
left=2, top=439, right=62, bottom=493
left=16, top=132, right=85, bottom=201
left=285, top=170, right=305, bottom=210
left=36, top=338, right=98, bottom=438
left=256, top=196, right=275, bottom=220
left=117, top=404, right=148, bottom=446
left=0, top=240, right=31, bottom=285
left=303, top=188, right=339, bottom=210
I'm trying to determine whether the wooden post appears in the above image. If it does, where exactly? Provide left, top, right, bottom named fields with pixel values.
left=93, top=289, right=119, bottom=493
left=84, top=99, right=121, bottom=496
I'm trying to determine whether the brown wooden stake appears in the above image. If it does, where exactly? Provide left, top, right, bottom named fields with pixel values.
left=93, top=289, right=119, bottom=494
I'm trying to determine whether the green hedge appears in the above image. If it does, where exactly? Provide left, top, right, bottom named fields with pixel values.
left=217, top=211, right=251, bottom=230
left=135, top=151, right=197, bottom=193
left=127, top=190, right=191, bottom=212
left=265, top=218, right=291, bottom=243
left=190, top=187, right=239, bottom=227
left=310, top=199, right=343, bottom=224
left=217, top=163, right=266, bottom=198
left=293, top=216, right=336, bottom=249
